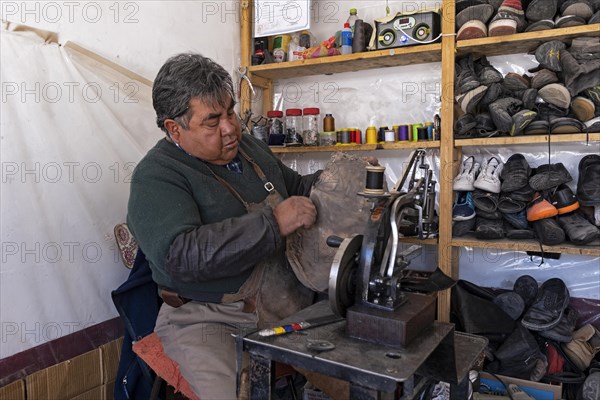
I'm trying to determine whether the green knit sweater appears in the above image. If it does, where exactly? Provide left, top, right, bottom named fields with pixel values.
left=127, top=134, right=312, bottom=299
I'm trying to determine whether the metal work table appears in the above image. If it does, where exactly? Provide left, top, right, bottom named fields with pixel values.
left=237, top=300, right=487, bottom=399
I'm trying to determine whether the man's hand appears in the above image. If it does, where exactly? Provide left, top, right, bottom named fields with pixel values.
left=273, top=196, right=317, bottom=236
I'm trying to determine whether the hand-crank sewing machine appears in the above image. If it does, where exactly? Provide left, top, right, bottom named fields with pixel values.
left=327, top=148, right=446, bottom=347
left=237, top=149, right=487, bottom=399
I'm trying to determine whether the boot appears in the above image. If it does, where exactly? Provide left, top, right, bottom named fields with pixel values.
left=489, top=97, right=523, bottom=133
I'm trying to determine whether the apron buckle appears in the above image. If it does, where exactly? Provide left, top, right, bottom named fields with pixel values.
left=264, top=182, right=275, bottom=192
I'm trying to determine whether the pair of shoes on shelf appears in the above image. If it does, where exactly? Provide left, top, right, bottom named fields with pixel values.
left=456, top=0, right=527, bottom=40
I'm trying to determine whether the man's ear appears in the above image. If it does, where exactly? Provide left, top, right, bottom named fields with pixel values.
left=164, top=119, right=180, bottom=142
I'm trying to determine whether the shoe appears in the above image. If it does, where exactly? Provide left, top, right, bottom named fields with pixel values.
left=455, top=55, right=481, bottom=96
left=586, top=116, right=600, bottom=131
left=476, top=112, right=497, bottom=132
left=531, top=69, right=560, bottom=90
left=534, top=40, right=567, bottom=72
left=538, top=83, right=572, bottom=109
left=453, top=191, right=477, bottom=221
left=560, top=45, right=600, bottom=97
left=589, top=9, right=600, bottom=23
left=455, top=113, right=478, bottom=137
left=535, top=102, right=570, bottom=122
left=506, top=225, right=536, bottom=239
left=511, top=183, right=535, bottom=202
left=529, top=163, right=573, bottom=191
left=490, top=97, right=523, bottom=133
left=560, top=0, right=594, bottom=20
left=476, top=208, right=502, bottom=219
left=474, top=156, right=504, bottom=193
left=577, top=155, right=600, bottom=206
left=584, top=85, right=600, bottom=109
left=476, top=61, right=504, bottom=85
left=563, top=324, right=600, bottom=371
left=532, top=217, right=566, bottom=245
left=527, top=192, right=559, bottom=221
left=478, top=83, right=505, bottom=111
left=551, top=184, right=580, bottom=214
left=457, top=20, right=488, bottom=40
left=493, top=292, right=525, bottom=320
left=524, top=120, right=550, bottom=135
left=555, top=14, right=587, bottom=28
left=503, top=72, right=530, bottom=92
left=572, top=96, right=596, bottom=122
left=501, top=154, right=532, bottom=193
left=454, top=156, right=480, bottom=191
left=513, top=275, right=538, bottom=308
left=473, top=189, right=500, bottom=212
left=538, top=306, right=579, bottom=343
left=510, top=109, right=538, bottom=136
left=499, top=194, right=528, bottom=213
left=475, top=217, right=505, bottom=239
left=581, top=371, right=600, bottom=400
left=457, top=85, right=489, bottom=114
left=456, top=3, right=496, bottom=28
left=453, top=217, right=476, bottom=237
left=526, top=0, right=558, bottom=22
left=492, top=325, right=546, bottom=381
left=456, top=0, right=488, bottom=14
left=489, top=0, right=527, bottom=35
left=557, top=210, right=600, bottom=244
left=521, top=88, right=538, bottom=110
left=550, top=117, right=586, bottom=133
left=522, top=277, right=570, bottom=331
left=525, top=19, right=556, bottom=31
left=569, top=37, right=600, bottom=61
left=504, top=209, right=529, bottom=229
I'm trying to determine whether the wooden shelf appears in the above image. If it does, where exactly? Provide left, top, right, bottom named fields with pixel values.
left=455, top=133, right=600, bottom=147
left=249, top=44, right=442, bottom=80
left=270, top=141, right=440, bottom=153
left=452, top=237, right=600, bottom=257
left=399, top=236, right=439, bottom=246
left=456, top=24, right=600, bottom=57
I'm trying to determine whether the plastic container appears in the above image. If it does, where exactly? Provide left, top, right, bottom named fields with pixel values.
left=341, top=23, right=353, bottom=55
left=285, top=108, right=303, bottom=146
left=319, top=131, right=336, bottom=146
left=267, top=110, right=285, bottom=146
left=302, top=107, right=320, bottom=146
left=272, top=34, right=291, bottom=63
left=346, top=8, right=358, bottom=31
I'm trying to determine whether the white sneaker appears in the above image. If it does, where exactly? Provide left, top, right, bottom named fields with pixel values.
left=473, top=156, right=504, bottom=193
left=453, top=156, right=480, bottom=192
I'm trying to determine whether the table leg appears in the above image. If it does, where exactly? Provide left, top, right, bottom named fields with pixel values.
left=249, top=354, right=274, bottom=400
left=349, top=383, right=381, bottom=400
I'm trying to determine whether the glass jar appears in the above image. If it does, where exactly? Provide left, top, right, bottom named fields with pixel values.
left=302, top=107, right=320, bottom=146
left=285, top=108, right=303, bottom=146
left=267, top=110, right=285, bottom=146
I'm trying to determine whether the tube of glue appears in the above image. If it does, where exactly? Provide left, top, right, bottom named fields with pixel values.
left=257, top=315, right=343, bottom=337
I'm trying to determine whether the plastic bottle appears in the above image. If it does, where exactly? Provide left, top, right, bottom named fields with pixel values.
left=346, top=8, right=358, bottom=31
left=341, top=23, right=353, bottom=55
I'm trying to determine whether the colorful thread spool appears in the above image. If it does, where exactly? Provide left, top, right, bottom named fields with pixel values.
left=412, top=123, right=423, bottom=142
left=399, top=125, right=409, bottom=141
left=366, top=126, right=378, bottom=144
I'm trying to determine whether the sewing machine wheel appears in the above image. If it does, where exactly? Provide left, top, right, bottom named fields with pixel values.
left=329, top=235, right=362, bottom=317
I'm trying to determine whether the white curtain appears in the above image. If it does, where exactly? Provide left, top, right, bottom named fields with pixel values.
left=1, top=29, right=162, bottom=358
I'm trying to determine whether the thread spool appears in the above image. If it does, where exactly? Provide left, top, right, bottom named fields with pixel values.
left=412, top=123, right=423, bottom=141
left=384, top=129, right=395, bottom=142
left=392, top=125, right=400, bottom=141
left=340, top=129, right=352, bottom=144
left=352, top=20, right=367, bottom=53
left=417, top=127, right=428, bottom=141
left=364, top=165, right=386, bottom=195
left=378, top=127, right=387, bottom=143
left=366, top=126, right=378, bottom=144
left=425, top=122, right=434, bottom=140
left=399, top=125, right=409, bottom=141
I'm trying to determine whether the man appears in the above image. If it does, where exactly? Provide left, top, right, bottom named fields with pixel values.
left=127, top=53, right=320, bottom=399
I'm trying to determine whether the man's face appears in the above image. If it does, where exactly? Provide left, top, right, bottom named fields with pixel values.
left=173, top=96, right=241, bottom=165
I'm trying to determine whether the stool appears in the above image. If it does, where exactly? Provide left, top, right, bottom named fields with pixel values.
left=132, top=332, right=199, bottom=400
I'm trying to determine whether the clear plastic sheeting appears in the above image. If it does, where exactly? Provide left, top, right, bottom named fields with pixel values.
left=1, top=29, right=163, bottom=358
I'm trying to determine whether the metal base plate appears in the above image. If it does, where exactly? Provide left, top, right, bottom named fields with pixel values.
left=346, top=293, right=436, bottom=347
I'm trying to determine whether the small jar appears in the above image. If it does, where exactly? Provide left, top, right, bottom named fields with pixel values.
left=285, top=108, right=303, bottom=146
left=302, top=107, right=320, bottom=146
left=267, top=110, right=285, bottom=146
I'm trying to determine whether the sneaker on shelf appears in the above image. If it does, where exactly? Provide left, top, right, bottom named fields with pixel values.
left=555, top=14, right=587, bottom=28
left=453, top=191, right=477, bottom=221
left=489, top=97, right=523, bottom=133
left=511, top=109, right=538, bottom=136
left=557, top=211, right=600, bottom=244
left=577, top=154, right=600, bottom=207
left=534, top=40, right=567, bottom=72
left=525, top=19, right=556, bottom=31
left=457, top=20, right=488, bottom=40
left=489, top=0, right=527, bottom=36
left=473, top=189, right=500, bottom=213
left=538, top=83, right=572, bottom=109
left=456, top=3, right=495, bottom=28
left=503, top=209, right=529, bottom=229
left=455, top=55, right=481, bottom=95
left=585, top=116, right=600, bottom=131
left=453, top=217, right=477, bottom=237
left=531, top=69, right=560, bottom=90
left=526, top=0, right=558, bottom=22
left=475, top=56, right=504, bottom=85
left=560, top=0, right=594, bottom=20
left=571, top=96, right=596, bottom=122
left=539, top=306, right=579, bottom=343
left=527, top=192, right=559, bottom=221
left=474, top=156, right=504, bottom=193
left=529, top=163, right=573, bottom=192
left=457, top=85, right=489, bottom=114
left=551, top=184, right=580, bottom=214
left=475, top=217, right=505, bottom=239
left=454, top=156, right=480, bottom=191
left=550, top=117, right=586, bottom=134
left=502, top=153, right=532, bottom=193
left=524, top=120, right=550, bottom=135
left=522, top=277, right=570, bottom=331
left=532, top=217, right=566, bottom=245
